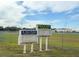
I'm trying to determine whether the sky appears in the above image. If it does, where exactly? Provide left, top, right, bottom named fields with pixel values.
left=0, top=0, right=79, bottom=31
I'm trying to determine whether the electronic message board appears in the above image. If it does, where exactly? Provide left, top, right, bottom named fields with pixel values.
left=36, top=24, right=52, bottom=36
left=18, top=30, right=37, bottom=45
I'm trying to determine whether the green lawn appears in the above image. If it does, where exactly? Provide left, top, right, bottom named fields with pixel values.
left=0, top=31, right=79, bottom=57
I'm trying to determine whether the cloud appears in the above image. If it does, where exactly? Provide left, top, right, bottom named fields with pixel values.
left=20, top=20, right=47, bottom=28
left=0, top=0, right=24, bottom=27
left=70, top=14, right=79, bottom=20
left=21, top=1, right=79, bottom=13
left=19, top=19, right=61, bottom=28
left=0, top=0, right=79, bottom=28
left=51, top=1, right=79, bottom=13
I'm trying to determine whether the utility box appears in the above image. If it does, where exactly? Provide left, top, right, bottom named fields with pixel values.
left=18, top=29, right=37, bottom=45
left=36, top=24, right=52, bottom=37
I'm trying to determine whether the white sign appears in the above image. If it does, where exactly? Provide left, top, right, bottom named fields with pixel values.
left=36, top=24, right=52, bottom=36
left=18, top=30, right=37, bottom=45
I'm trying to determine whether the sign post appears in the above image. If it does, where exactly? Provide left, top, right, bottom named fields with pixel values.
left=18, top=29, right=37, bottom=53
left=37, top=36, right=39, bottom=44
left=40, top=37, right=42, bottom=51
left=23, top=44, right=26, bottom=54
left=36, top=24, right=52, bottom=51
left=45, top=37, right=48, bottom=51
left=31, top=43, right=34, bottom=52
left=18, top=25, right=52, bottom=53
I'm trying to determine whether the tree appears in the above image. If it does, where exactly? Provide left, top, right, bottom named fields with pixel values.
left=0, top=26, right=4, bottom=31
left=5, top=27, right=21, bottom=31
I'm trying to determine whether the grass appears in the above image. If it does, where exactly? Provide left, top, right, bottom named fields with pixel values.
left=0, top=31, right=79, bottom=56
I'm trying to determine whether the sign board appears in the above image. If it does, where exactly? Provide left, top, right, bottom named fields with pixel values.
left=18, top=30, right=37, bottom=45
left=37, top=25, right=51, bottom=29
left=36, top=24, right=52, bottom=36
